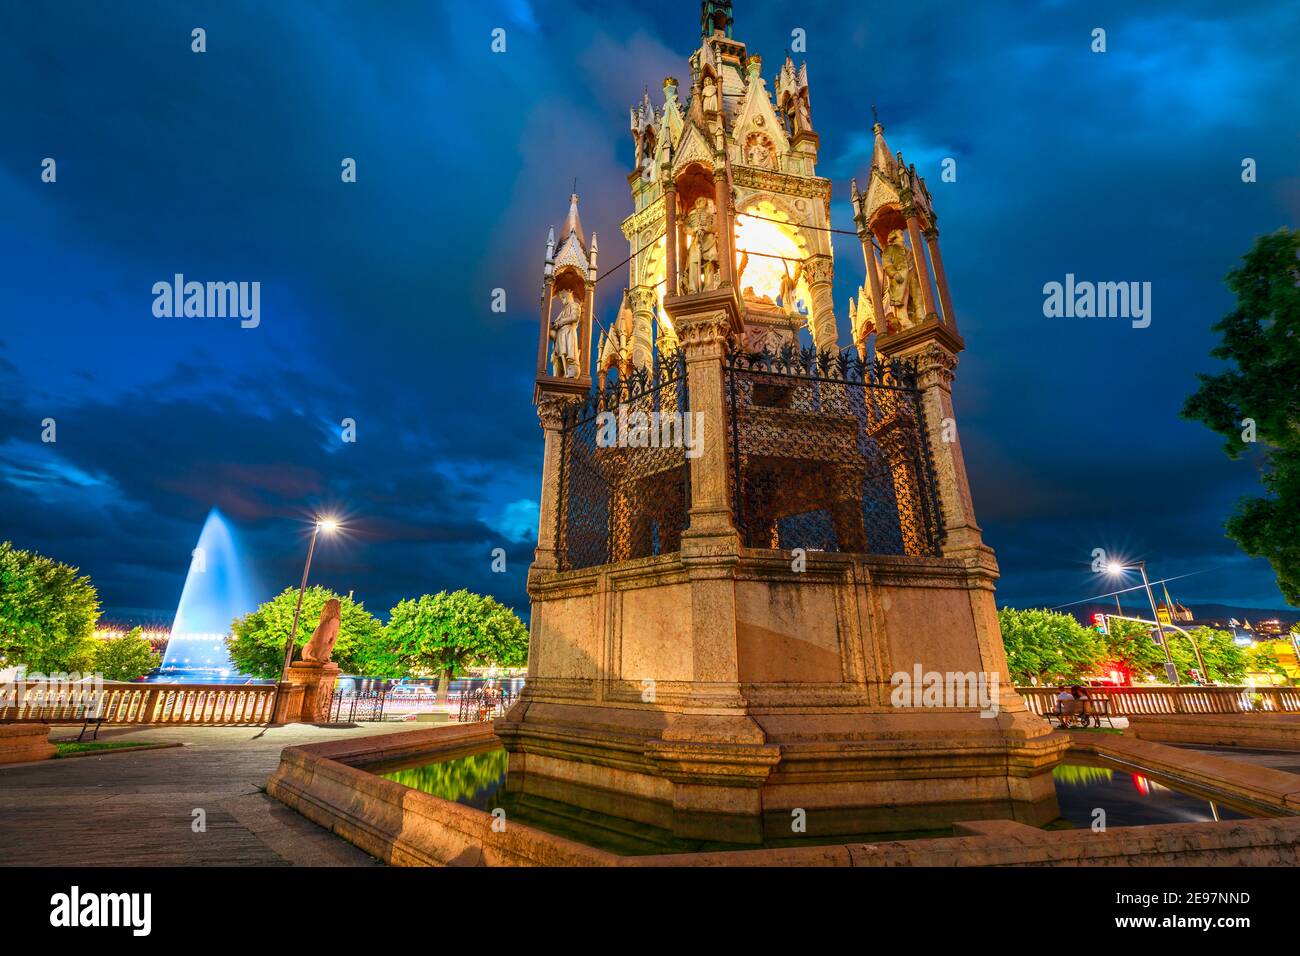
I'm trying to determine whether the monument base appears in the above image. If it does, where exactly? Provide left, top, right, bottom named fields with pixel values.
left=497, top=547, right=1069, bottom=843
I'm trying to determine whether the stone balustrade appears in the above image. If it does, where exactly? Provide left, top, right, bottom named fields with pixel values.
left=0, top=681, right=276, bottom=726
left=1018, top=684, right=1300, bottom=717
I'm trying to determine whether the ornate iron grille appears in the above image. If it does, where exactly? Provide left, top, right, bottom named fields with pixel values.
left=328, top=688, right=389, bottom=722
left=724, top=345, right=945, bottom=557
left=556, top=351, right=690, bottom=571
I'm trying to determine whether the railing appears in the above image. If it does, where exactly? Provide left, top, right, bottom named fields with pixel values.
left=454, top=689, right=514, bottom=723
left=724, top=345, right=945, bottom=558
left=556, top=350, right=690, bottom=571
left=0, top=681, right=277, bottom=725
left=1018, top=685, right=1300, bottom=717
left=328, top=688, right=389, bottom=723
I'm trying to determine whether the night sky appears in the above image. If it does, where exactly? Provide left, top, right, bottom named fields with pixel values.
left=1, top=1, right=1297, bottom=625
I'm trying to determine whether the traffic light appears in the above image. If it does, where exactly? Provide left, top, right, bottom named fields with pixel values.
left=1091, top=612, right=1108, bottom=634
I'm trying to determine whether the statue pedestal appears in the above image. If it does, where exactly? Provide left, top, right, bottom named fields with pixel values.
left=274, top=662, right=340, bottom=725
left=0, top=723, right=55, bottom=764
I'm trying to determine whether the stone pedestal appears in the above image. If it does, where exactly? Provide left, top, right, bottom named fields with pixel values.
left=274, top=662, right=340, bottom=725
left=0, top=723, right=56, bottom=764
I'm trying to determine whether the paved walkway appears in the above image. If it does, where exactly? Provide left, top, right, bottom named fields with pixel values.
left=0, top=721, right=429, bottom=866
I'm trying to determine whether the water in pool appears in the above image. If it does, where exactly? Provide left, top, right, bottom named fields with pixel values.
left=376, top=748, right=1266, bottom=855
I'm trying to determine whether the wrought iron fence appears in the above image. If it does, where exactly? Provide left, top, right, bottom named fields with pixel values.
left=556, top=350, right=691, bottom=571
left=724, top=345, right=944, bottom=557
left=454, top=687, right=515, bottom=723
left=328, top=688, right=389, bottom=722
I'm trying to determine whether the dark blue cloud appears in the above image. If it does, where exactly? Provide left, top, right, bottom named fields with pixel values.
left=0, top=0, right=1296, bottom=622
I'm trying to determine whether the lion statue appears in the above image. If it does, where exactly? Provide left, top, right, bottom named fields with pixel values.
left=301, top=598, right=341, bottom=664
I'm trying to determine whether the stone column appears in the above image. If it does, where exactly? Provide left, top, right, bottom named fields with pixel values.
left=712, top=167, right=734, bottom=288
left=579, top=277, right=596, bottom=382
left=903, top=208, right=939, bottom=320
left=862, top=238, right=886, bottom=331
left=867, top=405, right=929, bottom=557
left=629, top=285, right=657, bottom=369
left=803, top=254, right=839, bottom=353
left=536, top=276, right=554, bottom=377
left=924, top=226, right=957, bottom=332
left=532, top=394, right=572, bottom=572
left=876, top=323, right=981, bottom=557
left=664, top=184, right=679, bottom=299
left=672, top=304, right=738, bottom=544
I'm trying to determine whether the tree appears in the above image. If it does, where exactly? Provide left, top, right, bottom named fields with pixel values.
left=386, top=590, right=529, bottom=701
left=1183, top=228, right=1300, bottom=605
left=998, top=608, right=1103, bottom=685
left=1181, top=626, right=1246, bottom=684
left=1100, top=618, right=1169, bottom=682
left=1244, top=642, right=1289, bottom=681
left=94, top=626, right=161, bottom=681
left=226, top=586, right=391, bottom=679
left=0, top=541, right=100, bottom=673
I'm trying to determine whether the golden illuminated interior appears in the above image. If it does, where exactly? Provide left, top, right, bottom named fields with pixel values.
left=641, top=235, right=674, bottom=337
left=733, top=201, right=809, bottom=311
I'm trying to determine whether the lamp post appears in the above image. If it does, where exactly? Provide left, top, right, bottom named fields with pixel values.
left=1106, top=560, right=1178, bottom=685
left=279, top=517, right=339, bottom=682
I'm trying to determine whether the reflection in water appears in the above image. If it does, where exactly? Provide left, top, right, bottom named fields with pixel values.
left=376, top=752, right=1264, bottom=855
left=382, top=749, right=507, bottom=806
left=1052, top=764, right=1114, bottom=787
left=1051, top=763, right=1254, bottom=828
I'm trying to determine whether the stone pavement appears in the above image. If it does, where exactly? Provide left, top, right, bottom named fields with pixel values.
left=0, top=721, right=426, bottom=866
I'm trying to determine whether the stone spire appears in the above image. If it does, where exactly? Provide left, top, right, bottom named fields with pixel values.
left=562, top=192, right=584, bottom=246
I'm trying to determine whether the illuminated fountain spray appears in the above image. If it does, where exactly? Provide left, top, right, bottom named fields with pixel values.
left=158, top=508, right=256, bottom=682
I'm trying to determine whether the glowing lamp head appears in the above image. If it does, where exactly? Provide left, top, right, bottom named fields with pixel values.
left=1106, top=562, right=1125, bottom=575
left=316, top=517, right=340, bottom=534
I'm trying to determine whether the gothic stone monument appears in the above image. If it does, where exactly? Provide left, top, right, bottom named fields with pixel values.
left=497, top=1, right=1067, bottom=844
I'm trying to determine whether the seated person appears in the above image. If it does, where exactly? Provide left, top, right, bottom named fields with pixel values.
left=1054, top=687, right=1081, bottom=727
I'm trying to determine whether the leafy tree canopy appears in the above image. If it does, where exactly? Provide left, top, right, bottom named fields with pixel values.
left=94, top=626, right=162, bottom=681
left=0, top=541, right=100, bottom=674
left=998, top=607, right=1103, bottom=685
left=226, top=586, right=392, bottom=679
left=1183, top=228, right=1300, bottom=604
left=386, top=590, right=529, bottom=697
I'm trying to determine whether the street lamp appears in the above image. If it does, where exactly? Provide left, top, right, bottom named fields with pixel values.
left=1105, top=560, right=1179, bottom=685
left=279, top=517, right=340, bottom=682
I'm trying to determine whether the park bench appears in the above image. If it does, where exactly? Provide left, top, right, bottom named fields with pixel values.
left=1050, top=694, right=1115, bottom=730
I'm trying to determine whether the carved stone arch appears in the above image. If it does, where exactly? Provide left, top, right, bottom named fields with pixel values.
left=868, top=203, right=909, bottom=249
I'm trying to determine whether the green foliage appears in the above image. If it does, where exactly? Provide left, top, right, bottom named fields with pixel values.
left=385, top=590, right=530, bottom=687
left=1245, top=642, right=1289, bottom=679
left=1181, top=627, right=1246, bottom=683
left=999, top=611, right=1250, bottom=686
left=93, top=626, right=161, bottom=681
left=998, top=607, right=1104, bottom=685
left=382, top=749, right=508, bottom=802
left=1182, top=228, right=1300, bottom=605
left=1099, top=618, right=1168, bottom=679
left=0, top=541, right=101, bottom=673
left=226, top=586, right=391, bottom=679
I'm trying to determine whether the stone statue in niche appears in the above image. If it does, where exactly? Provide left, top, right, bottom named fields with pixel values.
left=794, top=93, right=812, bottom=134
left=301, top=599, right=341, bottom=664
left=701, top=74, right=718, bottom=112
left=881, top=229, right=924, bottom=329
left=745, top=134, right=775, bottom=169
left=550, top=288, right=581, bottom=377
left=683, top=197, right=721, bottom=293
